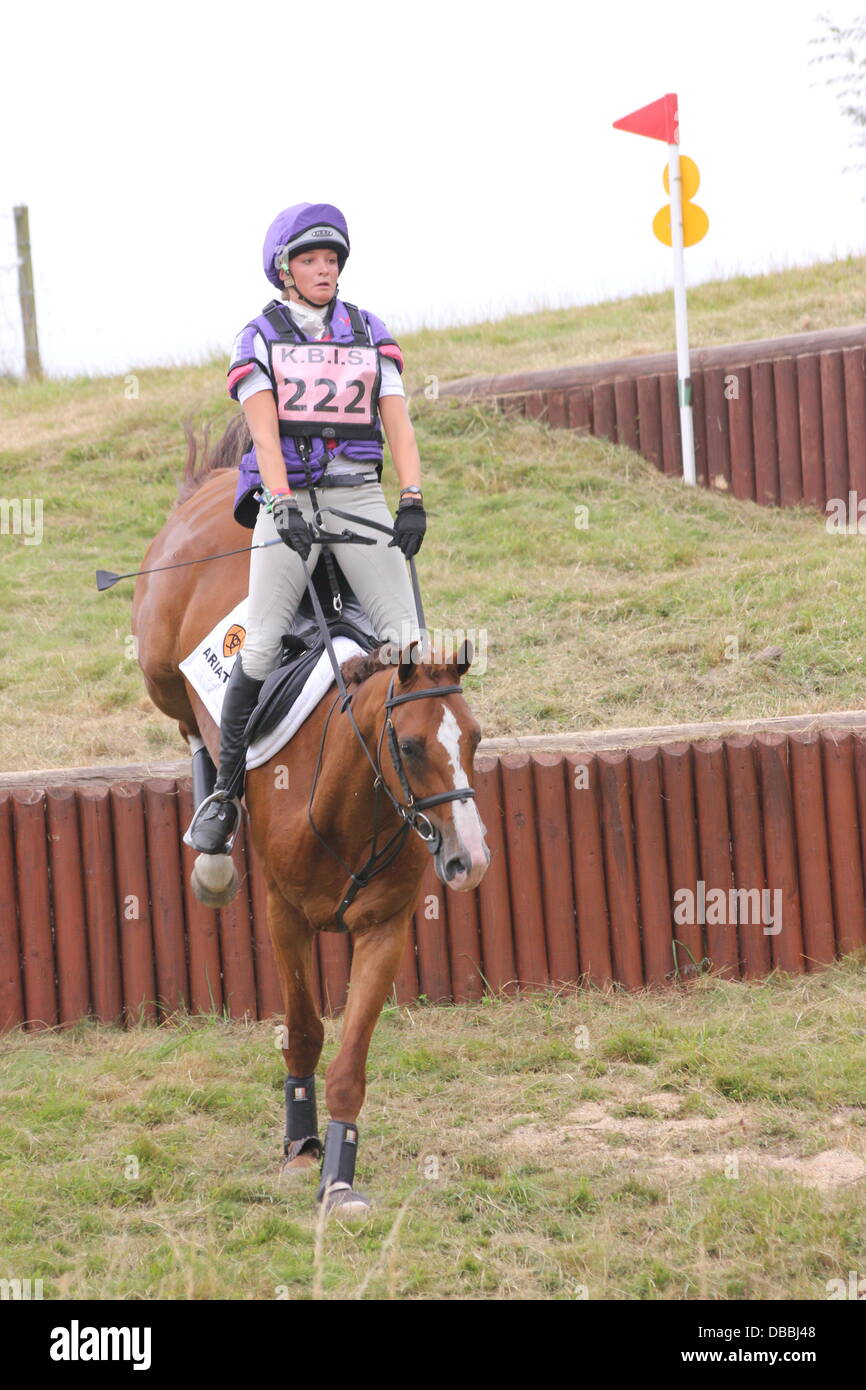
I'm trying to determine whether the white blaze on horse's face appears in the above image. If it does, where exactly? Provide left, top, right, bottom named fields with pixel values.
left=434, top=704, right=490, bottom=891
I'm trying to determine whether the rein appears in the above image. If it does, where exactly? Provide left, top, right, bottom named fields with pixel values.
left=291, top=448, right=474, bottom=931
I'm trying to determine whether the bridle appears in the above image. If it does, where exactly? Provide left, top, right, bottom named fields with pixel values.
left=306, top=667, right=477, bottom=932
left=383, top=675, right=478, bottom=835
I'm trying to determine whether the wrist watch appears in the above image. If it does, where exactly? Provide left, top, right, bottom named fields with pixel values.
left=400, top=485, right=423, bottom=502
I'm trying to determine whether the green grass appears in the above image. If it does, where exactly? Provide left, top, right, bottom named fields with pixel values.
left=2, top=255, right=866, bottom=772
left=2, top=960, right=865, bottom=1300
left=404, top=251, right=866, bottom=384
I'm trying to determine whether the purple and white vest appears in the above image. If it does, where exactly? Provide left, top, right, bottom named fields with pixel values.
left=227, top=297, right=403, bottom=529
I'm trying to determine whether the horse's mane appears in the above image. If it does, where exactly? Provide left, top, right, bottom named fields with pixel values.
left=341, top=644, right=393, bottom=689
left=176, top=415, right=252, bottom=508
left=341, top=647, right=462, bottom=691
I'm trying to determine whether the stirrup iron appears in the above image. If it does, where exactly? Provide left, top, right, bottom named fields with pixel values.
left=183, top=788, right=244, bottom=852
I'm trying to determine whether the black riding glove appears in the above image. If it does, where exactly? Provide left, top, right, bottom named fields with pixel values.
left=273, top=497, right=315, bottom=562
left=388, top=498, right=426, bottom=560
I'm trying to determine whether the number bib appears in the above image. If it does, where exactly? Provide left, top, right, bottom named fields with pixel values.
left=269, top=340, right=381, bottom=439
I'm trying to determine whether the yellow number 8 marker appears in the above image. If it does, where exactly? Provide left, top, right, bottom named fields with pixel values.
left=653, top=155, right=709, bottom=247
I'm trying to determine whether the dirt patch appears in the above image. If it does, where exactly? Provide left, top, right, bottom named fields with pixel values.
left=500, top=1088, right=866, bottom=1191
left=774, top=1149, right=866, bottom=1192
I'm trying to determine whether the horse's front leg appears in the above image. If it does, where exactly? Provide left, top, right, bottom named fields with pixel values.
left=319, top=910, right=412, bottom=1219
left=266, top=883, right=325, bottom=1174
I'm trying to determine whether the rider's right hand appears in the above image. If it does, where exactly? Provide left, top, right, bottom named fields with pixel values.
left=273, top=497, right=315, bottom=562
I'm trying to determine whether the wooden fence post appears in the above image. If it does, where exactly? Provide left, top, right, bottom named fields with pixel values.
left=13, top=205, right=41, bottom=381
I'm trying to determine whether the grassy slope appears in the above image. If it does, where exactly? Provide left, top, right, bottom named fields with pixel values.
left=1, top=256, right=866, bottom=772
left=1, top=963, right=865, bottom=1300
left=3, top=261, right=866, bottom=1305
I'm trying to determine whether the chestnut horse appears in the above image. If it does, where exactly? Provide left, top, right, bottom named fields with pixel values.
left=131, top=420, right=490, bottom=1217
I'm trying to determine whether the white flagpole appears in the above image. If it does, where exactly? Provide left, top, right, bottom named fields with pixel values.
left=667, top=142, right=696, bottom=486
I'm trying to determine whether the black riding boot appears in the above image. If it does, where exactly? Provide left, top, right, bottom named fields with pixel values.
left=185, top=660, right=264, bottom=854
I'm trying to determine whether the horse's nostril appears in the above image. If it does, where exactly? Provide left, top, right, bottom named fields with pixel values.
left=445, top=854, right=471, bottom=880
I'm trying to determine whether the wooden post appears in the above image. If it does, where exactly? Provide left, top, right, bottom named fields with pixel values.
left=13, top=205, right=41, bottom=380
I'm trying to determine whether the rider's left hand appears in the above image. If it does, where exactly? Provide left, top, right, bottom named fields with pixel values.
left=388, top=498, right=426, bottom=559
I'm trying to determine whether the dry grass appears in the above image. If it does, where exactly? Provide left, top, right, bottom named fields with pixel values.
left=2, top=959, right=866, bottom=1300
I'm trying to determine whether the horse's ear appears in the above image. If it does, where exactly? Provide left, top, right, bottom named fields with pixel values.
left=454, top=638, right=473, bottom=677
left=398, top=639, right=424, bottom=685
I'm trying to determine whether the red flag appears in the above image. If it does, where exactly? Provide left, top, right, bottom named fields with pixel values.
left=613, top=93, right=679, bottom=144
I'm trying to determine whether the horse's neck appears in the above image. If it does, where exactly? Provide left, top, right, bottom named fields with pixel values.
left=317, top=670, right=395, bottom=825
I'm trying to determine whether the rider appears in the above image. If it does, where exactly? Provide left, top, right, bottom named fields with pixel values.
left=186, top=202, right=427, bottom=855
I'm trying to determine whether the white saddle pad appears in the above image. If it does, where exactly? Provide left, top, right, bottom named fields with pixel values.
left=178, top=598, right=365, bottom=771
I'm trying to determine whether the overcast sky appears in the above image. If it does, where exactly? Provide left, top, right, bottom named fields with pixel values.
left=1, top=0, right=865, bottom=377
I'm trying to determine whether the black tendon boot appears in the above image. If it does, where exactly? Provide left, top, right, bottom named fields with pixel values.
left=282, top=1075, right=323, bottom=1167
left=317, top=1120, right=370, bottom=1218
left=185, top=660, right=264, bottom=854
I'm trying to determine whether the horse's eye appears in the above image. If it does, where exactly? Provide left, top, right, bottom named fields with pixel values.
left=400, top=740, right=422, bottom=757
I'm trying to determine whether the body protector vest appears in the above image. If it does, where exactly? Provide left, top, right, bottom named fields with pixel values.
left=227, top=297, right=404, bottom=529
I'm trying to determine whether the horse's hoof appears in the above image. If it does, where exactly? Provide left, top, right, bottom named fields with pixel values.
left=320, top=1182, right=371, bottom=1221
left=280, top=1153, right=320, bottom=1176
left=280, top=1137, right=322, bottom=1176
left=190, top=853, right=238, bottom=908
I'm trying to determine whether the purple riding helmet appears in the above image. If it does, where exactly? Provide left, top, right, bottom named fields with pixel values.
left=262, top=202, right=351, bottom=289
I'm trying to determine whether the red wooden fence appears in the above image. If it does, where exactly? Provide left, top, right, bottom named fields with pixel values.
left=3, top=716, right=866, bottom=1029
left=438, top=325, right=866, bottom=512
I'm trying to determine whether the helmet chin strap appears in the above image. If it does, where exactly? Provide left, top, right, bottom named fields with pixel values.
left=282, top=273, right=339, bottom=311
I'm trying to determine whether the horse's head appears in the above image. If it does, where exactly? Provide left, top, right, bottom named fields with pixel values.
left=349, top=637, right=491, bottom=892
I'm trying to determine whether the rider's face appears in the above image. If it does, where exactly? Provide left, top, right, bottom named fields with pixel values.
left=283, top=248, right=339, bottom=304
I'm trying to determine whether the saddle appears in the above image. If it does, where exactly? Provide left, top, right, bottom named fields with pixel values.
left=243, top=559, right=378, bottom=745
